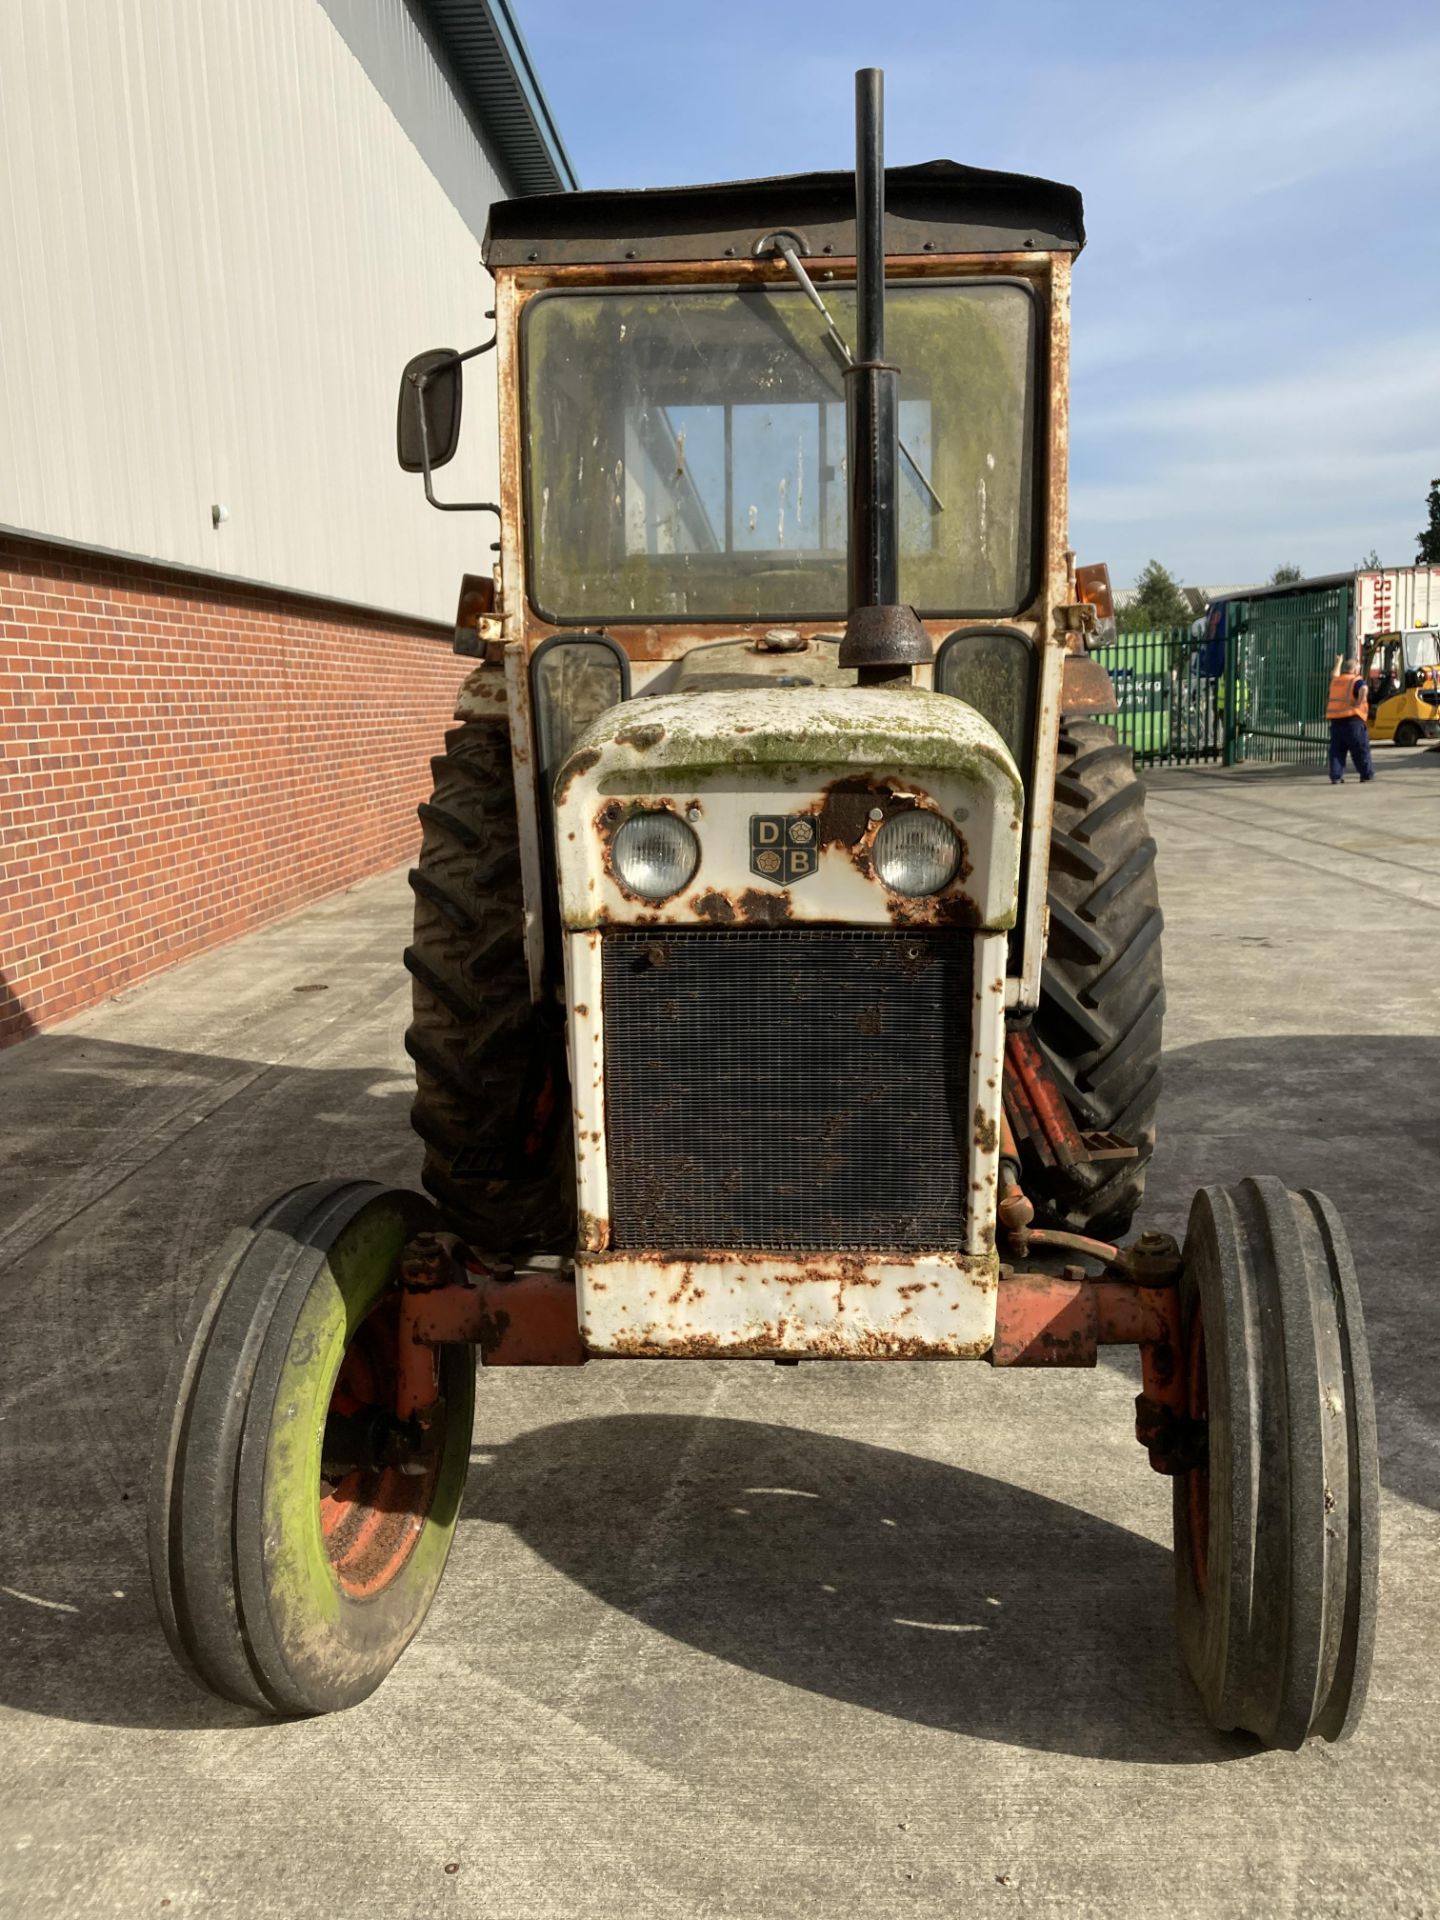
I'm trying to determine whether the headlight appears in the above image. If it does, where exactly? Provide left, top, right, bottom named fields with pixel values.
left=872, top=810, right=962, bottom=897
left=611, top=810, right=699, bottom=899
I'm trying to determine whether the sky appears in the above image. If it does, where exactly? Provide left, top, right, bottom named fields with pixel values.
left=515, top=0, right=1440, bottom=593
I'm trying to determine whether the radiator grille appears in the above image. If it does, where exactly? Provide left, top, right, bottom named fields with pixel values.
left=601, top=929, right=973, bottom=1251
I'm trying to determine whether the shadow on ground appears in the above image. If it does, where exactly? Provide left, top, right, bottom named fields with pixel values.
left=0, top=969, right=38, bottom=1050
left=464, top=1411, right=1243, bottom=1765
left=0, top=1028, right=1433, bottom=1744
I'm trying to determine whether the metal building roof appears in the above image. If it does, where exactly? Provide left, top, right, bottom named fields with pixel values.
left=415, top=0, right=577, bottom=195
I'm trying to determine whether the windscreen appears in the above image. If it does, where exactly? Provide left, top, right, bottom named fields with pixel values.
left=522, top=282, right=1039, bottom=623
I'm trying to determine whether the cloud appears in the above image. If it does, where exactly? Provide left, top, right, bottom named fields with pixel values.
left=1069, top=37, right=1440, bottom=251
left=1072, top=330, right=1439, bottom=575
left=1082, top=332, right=1440, bottom=444
left=522, top=3, right=1440, bottom=581
left=1057, top=30, right=1440, bottom=579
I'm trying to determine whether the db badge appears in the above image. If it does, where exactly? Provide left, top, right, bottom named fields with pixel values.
left=750, top=814, right=817, bottom=885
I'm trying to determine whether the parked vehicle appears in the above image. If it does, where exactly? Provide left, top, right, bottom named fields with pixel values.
left=1362, top=628, right=1440, bottom=746
left=149, top=72, right=1377, bottom=1749
left=1356, top=566, right=1440, bottom=643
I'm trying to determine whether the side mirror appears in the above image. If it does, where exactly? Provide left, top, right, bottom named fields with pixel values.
left=397, top=349, right=463, bottom=473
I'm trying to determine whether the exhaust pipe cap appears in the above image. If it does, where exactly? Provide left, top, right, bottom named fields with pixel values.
left=838, top=602, right=933, bottom=676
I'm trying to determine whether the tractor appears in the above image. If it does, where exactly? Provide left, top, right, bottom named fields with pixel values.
left=150, top=72, right=1377, bottom=1748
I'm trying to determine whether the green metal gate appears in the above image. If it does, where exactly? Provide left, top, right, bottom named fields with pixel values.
left=1094, top=582, right=1354, bottom=770
left=1225, top=581, right=1353, bottom=767
left=1096, top=626, right=1226, bottom=767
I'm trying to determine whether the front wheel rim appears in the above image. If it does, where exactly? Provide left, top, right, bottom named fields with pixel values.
left=1183, top=1306, right=1210, bottom=1595
left=320, top=1295, right=443, bottom=1599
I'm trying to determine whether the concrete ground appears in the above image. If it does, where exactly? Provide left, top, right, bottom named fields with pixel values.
left=1, top=748, right=1438, bottom=1919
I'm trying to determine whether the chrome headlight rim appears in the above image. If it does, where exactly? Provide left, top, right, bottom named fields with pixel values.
left=609, top=807, right=700, bottom=901
left=872, top=807, right=963, bottom=898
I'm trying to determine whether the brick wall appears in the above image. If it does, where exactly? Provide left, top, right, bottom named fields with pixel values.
left=1, top=534, right=466, bottom=1047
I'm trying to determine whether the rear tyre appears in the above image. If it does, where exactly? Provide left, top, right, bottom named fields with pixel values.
left=149, top=1180, right=474, bottom=1715
left=1394, top=720, right=1421, bottom=748
left=404, top=720, right=574, bottom=1257
left=1028, top=719, right=1165, bottom=1238
left=1173, top=1178, right=1378, bottom=1747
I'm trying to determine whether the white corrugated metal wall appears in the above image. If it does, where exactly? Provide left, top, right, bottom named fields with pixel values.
left=0, top=0, right=509, bottom=624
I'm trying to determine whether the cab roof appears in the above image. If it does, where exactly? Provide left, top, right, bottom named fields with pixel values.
left=483, top=159, right=1084, bottom=267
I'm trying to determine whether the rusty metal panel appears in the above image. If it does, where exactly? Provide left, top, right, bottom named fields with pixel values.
left=577, top=1249, right=999, bottom=1358
left=1013, top=252, right=1071, bottom=1012
left=552, top=685, right=1023, bottom=932
left=503, top=640, right=548, bottom=1001
left=566, top=930, right=609, bottom=1252
left=967, top=931, right=1008, bottom=1252
left=1060, top=653, right=1119, bottom=715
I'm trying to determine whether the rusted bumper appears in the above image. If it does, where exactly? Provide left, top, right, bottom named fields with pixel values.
left=576, top=1249, right=999, bottom=1358
left=391, top=1233, right=1198, bottom=1469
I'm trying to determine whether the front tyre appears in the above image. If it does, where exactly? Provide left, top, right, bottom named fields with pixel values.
left=1173, top=1178, right=1378, bottom=1747
left=149, top=1180, right=474, bottom=1715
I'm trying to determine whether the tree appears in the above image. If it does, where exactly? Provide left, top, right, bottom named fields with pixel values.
left=1270, top=564, right=1303, bottom=585
left=1418, top=479, right=1440, bottom=565
left=1119, top=559, right=1192, bottom=632
left=1356, top=548, right=1381, bottom=571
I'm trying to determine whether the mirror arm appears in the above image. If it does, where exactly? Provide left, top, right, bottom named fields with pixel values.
left=415, top=335, right=499, bottom=515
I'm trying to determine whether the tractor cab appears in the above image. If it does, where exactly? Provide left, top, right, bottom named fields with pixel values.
left=386, top=118, right=1147, bottom=1329
left=1363, top=628, right=1440, bottom=745
left=396, top=151, right=1112, bottom=983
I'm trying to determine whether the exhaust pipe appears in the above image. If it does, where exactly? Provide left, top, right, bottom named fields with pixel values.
left=838, top=68, right=932, bottom=684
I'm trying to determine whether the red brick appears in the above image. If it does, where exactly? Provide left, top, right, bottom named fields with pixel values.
left=1, top=534, right=461, bottom=1047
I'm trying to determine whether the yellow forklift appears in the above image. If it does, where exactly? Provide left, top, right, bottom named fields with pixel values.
left=1363, top=628, right=1440, bottom=745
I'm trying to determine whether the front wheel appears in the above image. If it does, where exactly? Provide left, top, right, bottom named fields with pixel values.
left=1394, top=720, right=1421, bottom=748
left=149, top=1180, right=474, bottom=1715
left=1173, top=1178, right=1378, bottom=1747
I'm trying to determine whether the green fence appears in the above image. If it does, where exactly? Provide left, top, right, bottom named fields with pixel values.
left=1096, top=582, right=1355, bottom=770
left=1097, top=627, right=1226, bottom=767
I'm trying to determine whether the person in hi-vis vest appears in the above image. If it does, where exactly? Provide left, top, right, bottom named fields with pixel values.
left=1326, top=655, right=1373, bottom=784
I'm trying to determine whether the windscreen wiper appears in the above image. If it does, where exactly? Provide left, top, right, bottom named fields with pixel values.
left=760, top=231, right=945, bottom=514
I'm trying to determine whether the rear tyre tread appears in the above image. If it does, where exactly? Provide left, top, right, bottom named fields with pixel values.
left=1073, top=780, right=1144, bottom=843
left=1026, top=720, right=1164, bottom=1235
left=407, top=869, right=477, bottom=936
left=1065, top=741, right=1134, bottom=782
left=402, top=947, right=480, bottom=1024
left=406, top=720, right=574, bottom=1256
left=1045, top=895, right=1111, bottom=965
left=1082, top=836, right=1158, bottom=920
left=416, top=802, right=480, bottom=851
left=1081, top=906, right=1164, bottom=1005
